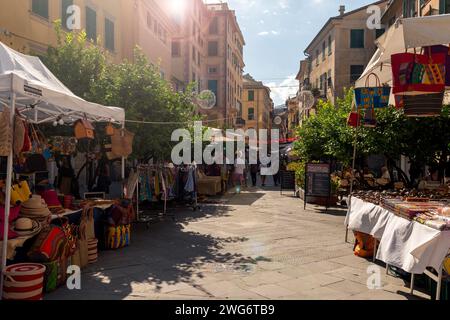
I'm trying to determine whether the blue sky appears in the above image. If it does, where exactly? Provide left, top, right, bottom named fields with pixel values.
left=205, top=0, right=377, bottom=105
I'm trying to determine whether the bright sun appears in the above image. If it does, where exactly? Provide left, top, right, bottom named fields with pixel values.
left=169, top=0, right=187, bottom=15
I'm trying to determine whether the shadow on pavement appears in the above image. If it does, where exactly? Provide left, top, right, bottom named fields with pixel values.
left=47, top=203, right=253, bottom=300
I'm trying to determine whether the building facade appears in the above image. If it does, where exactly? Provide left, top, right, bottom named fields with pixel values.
left=242, top=74, right=273, bottom=134
left=303, top=1, right=388, bottom=105
left=0, top=0, right=126, bottom=63
left=122, top=0, right=175, bottom=80
left=203, top=3, right=245, bottom=129
left=382, top=0, right=450, bottom=27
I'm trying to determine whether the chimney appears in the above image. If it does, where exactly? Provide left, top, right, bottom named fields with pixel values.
left=339, top=5, right=345, bottom=16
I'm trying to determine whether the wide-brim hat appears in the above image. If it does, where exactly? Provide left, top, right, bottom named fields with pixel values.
left=22, top=195, right=46, bottom=210
left=20, top=206, right=51, bottom=216
left=11, top=218, right=41, bottom=237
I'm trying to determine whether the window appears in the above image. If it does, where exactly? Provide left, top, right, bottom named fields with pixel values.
left=248, top=108, right=255, bottom=121
left=209, top=17, right=219, bottom=34
left=440, top=0, right=450, bottom=14
left=375, top=28, right=385, bottom=39
left=327, top=69, right=332, bottom=87
left=105, top=18, right=115, bottom=51
left=208, top=41, right=218, bottom=56
left=86, top=7, right=97, bottom=42
left=316, top=49, right=319, bottom=65
left=248, top=90, right=255, bottom=101
left=328, top=35, right=332, bottom=55
left=350, top=29, right=364, bottom=48
left=350, top=65, right=365, bottom=83
left=147, top=13, right=152, bottom=29
left=192, top=46, right=196, bottom=62
left=403, top=0, right=417, bottom=17
left=61, top=0, right=73, bottom=29
left=319, top=75, right=324, bottom=90
left=322, top=41, right=326, bottom=61
left=172, top=42, right=180, bottom=57
left=208, top=67, right=218, bottom=74
left=208, top=80, right=218, bottom=106
left=32, top=0, right=49, bottom=19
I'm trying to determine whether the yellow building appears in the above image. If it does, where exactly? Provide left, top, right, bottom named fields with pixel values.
left=242, top=74, right=273, bottom=133
left=0, top=0, right=125, bottom=63
left=205, top=3, right=245, bottom=129
left=121, top=0, right=175, bottom=80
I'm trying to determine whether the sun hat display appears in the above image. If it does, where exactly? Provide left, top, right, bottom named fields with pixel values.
left=20, top=195, right=52, bottom=220
left=11, top=218, right=41, bottom=237
left=3, top=263, right=46, bottom=300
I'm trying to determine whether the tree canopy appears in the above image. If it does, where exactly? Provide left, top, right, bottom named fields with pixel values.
left=40, top=22, right=199, bottom=160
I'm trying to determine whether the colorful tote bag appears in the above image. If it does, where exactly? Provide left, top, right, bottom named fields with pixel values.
left=391, top=50, right=446, bottom=95
left=354, top=73, right=391, bottom=110
left=395, top=92, right=444, bottom=117
left=424, top=45, right=450, bottom=87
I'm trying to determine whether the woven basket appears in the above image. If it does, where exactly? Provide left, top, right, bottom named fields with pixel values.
left=3, top=263, right=46, bottom=300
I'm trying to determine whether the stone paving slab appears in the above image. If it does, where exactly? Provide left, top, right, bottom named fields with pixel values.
left=47, top=190, right=428, bottom=300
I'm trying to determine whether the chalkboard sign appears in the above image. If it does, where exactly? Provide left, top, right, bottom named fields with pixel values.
left=305, top=163, right=331, bottom=196
left=304, top=163, right=331, bottom=209
left=280, top=170, right=296, bottom=195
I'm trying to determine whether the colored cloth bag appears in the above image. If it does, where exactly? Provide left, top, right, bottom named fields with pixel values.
left=105, top=224, right=131, bottom=250
left=354, top=73, right=391, bottom=110
left=28, top=225, right=67, bottom=262
left=423, top=45, right=450, bottom=87
left=395, top=92, right=444, bottom=117
left=391, top=51, right=446, bottom=95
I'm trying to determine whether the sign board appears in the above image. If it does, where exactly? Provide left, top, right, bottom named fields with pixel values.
left=304, top=163, right=331, bottom=209
left=280, top=170, right=296, bottom=195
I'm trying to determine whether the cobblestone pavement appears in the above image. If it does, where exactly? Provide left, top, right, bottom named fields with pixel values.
left=47, top=187, right=429, bottom=300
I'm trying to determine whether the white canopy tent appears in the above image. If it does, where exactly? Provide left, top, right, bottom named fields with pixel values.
left=0, top=42, right=126, bottom=299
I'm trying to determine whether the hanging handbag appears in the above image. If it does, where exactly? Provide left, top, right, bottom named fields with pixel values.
left=105, top=123, right=115, bottom=136
left=74, top=119, right=95, bottom=140
left=0, top=108, right=12, bottom=156
left=396, top=92, right=444, bottom=117
left=24, top=154, right=47, bottom=173
left=423, top=45, right=450, bottom=87
left=21, top=122, right=32, bottom=153
left=13, top=115, right=25, bottom=156
left=354, top=73, right=391, bottom=110
left=111, top=129, right=134, bottom=158
left=391, top=49, right=446, bottom=95
left=347, top=101, right=361, bottom=128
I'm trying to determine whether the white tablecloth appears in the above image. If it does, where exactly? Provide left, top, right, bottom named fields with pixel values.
left=346, top=197, right=394, bottom=239
left=346, top=196, right=450, bottom=274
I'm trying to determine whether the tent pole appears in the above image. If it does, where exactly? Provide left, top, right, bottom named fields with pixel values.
left=346, top=119, right=359, bottom=243
left=1, top=90, right=16, bottom=300
left=121, top=122, right=125, bottom=180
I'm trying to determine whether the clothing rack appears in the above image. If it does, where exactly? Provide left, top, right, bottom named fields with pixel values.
left=135, top=164, right=171, bottom=225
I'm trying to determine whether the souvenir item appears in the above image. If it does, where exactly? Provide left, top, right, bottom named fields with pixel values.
left=111, top=128, right=134, bottom=158
left=353, top=231, right=375, bottom=258
left=3, top=263, right=46, bottom=300
left=10, top=218, right=41, bottom=237
left=395, top=92, right=444, bottom=117
left=391, top=51, right=446, bottom=95
left=74, top=119, right=95, bottom=140
left=105, top=224, right=131, bottom=250
left=424, top=45, right=450, bottom=87
left=87, top=238, right=98, bottom=264
left=51, top=136, right=78, bottom=155
left=0, top=108, right=12, bottom=156
left=13, top=115, right=25, bottom=156
left=105, top=123, right=115, bottom=136
left=28, top=225, right=67, bottom=262
left=354, top=73, right=391, bottom=110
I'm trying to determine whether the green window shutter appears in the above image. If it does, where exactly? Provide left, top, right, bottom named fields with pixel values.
left=86, top=7, right=97, bottom=42
left=105, top=18, right=115, bottom=51
left=350, top=29, right=364, bottom=48
left=248, top=90, right=254, bottom=101
left=32, top=0, right=49, bottom=19
left=248, top=108, right=255, bottom=120
left=61, top=0, right=73, bottom=29
left=440, top=0, right=446, bottom=14
left=207, top=80, right=218, bottom=106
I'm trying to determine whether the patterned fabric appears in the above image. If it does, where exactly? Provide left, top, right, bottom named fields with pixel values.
left=105, top=224, right=131, bottom=250
left=28, top=225, right=67, bottom=262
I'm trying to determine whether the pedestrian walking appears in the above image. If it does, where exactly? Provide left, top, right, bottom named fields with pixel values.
left=250, top=163, right=259, bottom=187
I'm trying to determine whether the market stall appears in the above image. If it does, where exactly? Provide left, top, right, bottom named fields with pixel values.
left=0, top=42, right=128, bottom=299
left=346, top=14, right=450, bottom=300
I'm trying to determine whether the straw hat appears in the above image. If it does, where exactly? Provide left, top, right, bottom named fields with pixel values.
left=11, top=218, right=41, bottom=237
left=20, top=195, right=51, bottom=218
